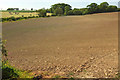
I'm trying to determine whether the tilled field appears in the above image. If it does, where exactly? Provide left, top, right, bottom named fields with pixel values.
left=3, top=12, right=118, bottom=78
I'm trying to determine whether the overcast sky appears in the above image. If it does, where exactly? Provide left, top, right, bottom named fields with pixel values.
left=0, top=0, right=120, bottom=10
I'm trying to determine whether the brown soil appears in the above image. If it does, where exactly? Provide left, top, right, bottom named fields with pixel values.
left=3, top=12, right=118, bottom=78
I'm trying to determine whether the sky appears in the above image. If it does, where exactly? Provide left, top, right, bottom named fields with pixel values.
left=0, top=0, right=120, bottom=10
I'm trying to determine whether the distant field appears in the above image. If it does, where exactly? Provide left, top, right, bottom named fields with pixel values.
left=1, top=11, right=39, bottom=18
left=3, top=12, right=118, bottom=78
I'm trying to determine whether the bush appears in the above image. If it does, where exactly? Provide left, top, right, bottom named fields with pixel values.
left=16, top=17, right=21, bottom=20
left=36, top=16, right=39, bottom=18
left=2, top=62, right=19, bottom=79
left=28, top=16, right=33, bottom=18
left=117, top=8, right=120, bottom=11
left=107, top=6, right=117, bottom=12
left=46, top=15, right=50, bottom=17
left=32, top=16, right=36, bottom=18
left=0, top=18, right=2, bottom=22
left=51, top=13, right=57, bottom=16
left=38, top=8, right=47, bottom=17
left=1, top=40, right=33, bottom=79
left=67, top=10, right=74, bottom=15
left=73, top=10, right=82, bottom=15
left=2, top=17, right=17, bottom=22
left=2, top=62, right=34, bottom=79
left=10, top=17, right=16, bottom=21
left=1, top=18, right=7, bottom=22
left=24, top=17, right=28, bottom=19
left=2, top=16, right=31, bottom=22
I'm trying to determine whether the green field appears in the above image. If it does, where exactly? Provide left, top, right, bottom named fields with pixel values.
left=1, top=11, right=39, bottom=18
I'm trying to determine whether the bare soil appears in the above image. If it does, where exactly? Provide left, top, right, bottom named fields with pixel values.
left=3, top=12, right=118, bottom=78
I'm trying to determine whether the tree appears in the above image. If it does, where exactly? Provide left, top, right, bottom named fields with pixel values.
left=107, top=5, right=117, bottom=12
left=100, top=2, right=109, bottom=7
left=51, top=3, right=72, bottom=15
left=38, top=8, right=47, bottom=17
left=54, top=8, right=63, bottom=16
left=31, top=8, right=33, bottom=11
left=73, top=8, right=79, bottom=10
left=99, top=2, right=109, bottom=12
left=67, top=10, right=74, bottom=15
left=7, top=8, right=14, bottom=10
left=117, top=8, right=120, bottom=11
left=64, top=6, right=71, bottom=15
left=22, top=9, right=25, bottom=11
left=46, top=8, right=53, bottom=13
left=73, top=10, right=82, bottom=15
left=67, top=10, right=82, bottom=15
left=80, top=8, right=89, bottom=15
left=87, top=3, right=98, bottom=13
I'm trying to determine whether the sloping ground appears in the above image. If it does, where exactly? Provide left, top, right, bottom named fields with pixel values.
left=3, top=12, right=118, bottom=78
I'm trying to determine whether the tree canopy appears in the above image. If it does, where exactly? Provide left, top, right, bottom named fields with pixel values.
left=38, top=8, right=47, bottom=17
left=37, top=2, right=118, bottom=16
left=51, top=3, right=72, bottom=16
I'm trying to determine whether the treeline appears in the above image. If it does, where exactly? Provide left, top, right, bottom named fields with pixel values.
left=7, top=8, right=34, bottom=11
left=37, top=2, right=120, bottom=16
left=67, top=2, right=119, bottom=15
left=1, top=16, right=40, bottom=22
left=1, top=2, right=119, bottom=22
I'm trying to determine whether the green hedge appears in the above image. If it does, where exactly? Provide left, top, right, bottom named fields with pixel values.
left=1, top=16, right=39, bottom=22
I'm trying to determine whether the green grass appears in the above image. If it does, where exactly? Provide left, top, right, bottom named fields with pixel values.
left=67, top=72, right=74, bottom=77
left=2, top=61, right=33, bottom=79
left=53, top=75, right=61, bottom=78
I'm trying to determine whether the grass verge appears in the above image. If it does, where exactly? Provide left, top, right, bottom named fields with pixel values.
left=2, top=61, right=33, bottom=79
